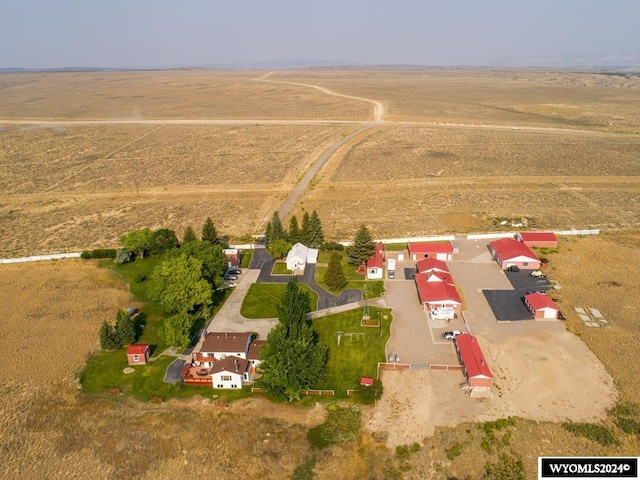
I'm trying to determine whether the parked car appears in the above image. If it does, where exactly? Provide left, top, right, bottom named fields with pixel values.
left=223, top=273, right=238, bottom=281
left=530, top=270, right=546, bottom=278
left=442, top=330, right=465, bottom=340
left=227, top=268, right=242, bottom=275
left=394, top=353, right=401, bottom=363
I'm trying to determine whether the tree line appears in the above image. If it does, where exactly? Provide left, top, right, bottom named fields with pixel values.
left=265, top=210, right=325, bottom=258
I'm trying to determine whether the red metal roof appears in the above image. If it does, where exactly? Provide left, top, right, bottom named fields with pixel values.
left=415, top=274, right=461, bottom=305
left=424, top=270, right=454, bottom=285
left=409, top=242, right=453, bottom=255
left=367, top=252, right=384, bottom=269
left=455, top=334, right=492, bottom=379
left=416, top=257, right=449, bottom=274
left=360, top=377, right=374, bottom=386
left=126, top=345, right=148, bottom=355
left=518, top=232, right=557, bottom=243
left=524, top=293, right=559, bottom=311
left=489, top=238, right=538, bottom=261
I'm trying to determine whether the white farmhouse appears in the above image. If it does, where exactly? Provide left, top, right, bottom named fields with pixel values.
left=285, top=242, right=318, bottom=273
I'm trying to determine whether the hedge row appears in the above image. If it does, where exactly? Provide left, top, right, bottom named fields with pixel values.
left=81, top=248, right=118, bottom=259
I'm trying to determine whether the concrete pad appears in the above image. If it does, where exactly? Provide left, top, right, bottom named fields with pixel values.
left=590, top=308, right=603, bottom=318
left=575, top=307, right=586, bottom=314
left=579, top=314, right=591, bottom=322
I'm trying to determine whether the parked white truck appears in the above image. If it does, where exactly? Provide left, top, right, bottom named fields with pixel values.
left=387, top=258, right=396, bottom=279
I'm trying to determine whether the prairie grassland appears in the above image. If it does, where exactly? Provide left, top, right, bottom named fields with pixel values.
left=0, top=124, right=354, bottom=256
left=549, top=231, right=640, bottom=401
left=0, top=70, right=370, bottom=120
left=271, top=68, right=640, bottom=131
left=0, top=259, right=129, bottom=385
left=331, top=126, right=640, bottom=181
left=297, top=177, right=640, bottom=240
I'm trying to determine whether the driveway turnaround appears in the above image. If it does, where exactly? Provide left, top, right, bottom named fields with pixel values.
left=251, top=246, right=362, bottom=309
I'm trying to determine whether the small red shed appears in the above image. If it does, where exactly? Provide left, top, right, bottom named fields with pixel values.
left=408, top=242, right=453, bottom=261
left=524, top=293, right=560, bottom=320
left=126, top=344, right=150, bottom=365
left=516, top=232, right=558, bottom=249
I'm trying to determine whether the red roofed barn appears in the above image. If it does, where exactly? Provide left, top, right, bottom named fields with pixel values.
left=454, top=334, right=492, bottom=397
left=408, top=242, right=453, bottom=261
left=489, top=238, right=540, bottom=271
left=516, top=232, right=558, bottom=248
left=127, top=344, right=150, bottom=365
left=524, top=293, right=560, bottom=320
left=367, top=243, right=385, bottom=279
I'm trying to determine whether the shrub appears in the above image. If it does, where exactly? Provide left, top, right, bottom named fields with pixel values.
left=445, top=442, right=463, bottom=460
left=616, top=417, right=640, bottom=436
left=322, top=241, right=344, bottom=251
left=81, top=248, right=117, bottom=259
left=562, top=422, right=619, bottom=446
left=354, top=379, right=383, bottom=405
left=291, top=455, right=316, bottom=480
left=307, top=404, right=361, bottom=449
left=484, top=451, right=526, bottom=480
left=113, top=249, right=133, bottom=264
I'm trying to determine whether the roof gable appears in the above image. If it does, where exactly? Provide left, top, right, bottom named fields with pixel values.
left=287, top=242, right=309, bottom=262
left=247, top=340, right=266, bottom=360
left=126, top=344, right=149, bottom=355
left=416, top=257, right=449, bottom=274
left=415, top=274, right=461, bottom=304
left=490, top=238, right=538, bottom=261
left=367, top=252, right=384, bottom=269
left=525, top=293, right=559, bottom=311
left=210, top=356, right=250, bottom=375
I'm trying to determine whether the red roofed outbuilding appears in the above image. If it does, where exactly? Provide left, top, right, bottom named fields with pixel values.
left=126, top=344, right=150, bottom=365
left=524, top=293, right=560, bottom=320
left=408, top=242, right=453, bottom=261
left=489, top=238, right=540, bottom=271
left=415, top=273, right=462, bottom=312
left=416, top=257, right=449, bottom=275
left=516, top=232, right=558, bottom=248
left=454, top=334, right=492, bottom=395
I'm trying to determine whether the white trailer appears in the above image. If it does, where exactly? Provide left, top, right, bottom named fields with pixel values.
left=387, top=258, right=396, bottom=278
left=430, top=307, right=456, bottom=320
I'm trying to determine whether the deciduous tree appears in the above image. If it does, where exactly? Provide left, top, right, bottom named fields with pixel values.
left=268, top=238, right=292, bottom=259
left=120, top=228, right=155, bottom=258
left=258, top=278, right=328, bottom=402
left=147, top=255, right=212, bottom=315
left=161, top=311, right=194, bottom=349
left=151, top=228, right=179, bottom=255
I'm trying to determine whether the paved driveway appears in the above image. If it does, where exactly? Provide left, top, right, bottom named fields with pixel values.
left=251, top=246, right=362, bottom=309
left=383, top=275, right=459, bottom=366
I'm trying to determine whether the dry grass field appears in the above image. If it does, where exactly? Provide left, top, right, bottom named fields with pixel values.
left=0, top=71, right=370, bottom=120
left=270, top=68, right=640, bottom=131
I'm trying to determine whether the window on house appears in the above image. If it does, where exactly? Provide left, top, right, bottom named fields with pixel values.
left=133, top=355, right=139, bottom=362
left=523, top=262, right=528, bottom=267
left=221, top=375, right=232, bottom=382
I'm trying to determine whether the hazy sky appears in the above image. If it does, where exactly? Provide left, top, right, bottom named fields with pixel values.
left=1, top=0, right=639, bottom=68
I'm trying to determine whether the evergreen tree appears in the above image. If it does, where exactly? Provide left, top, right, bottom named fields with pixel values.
left=99, top=321, right=120, bottom=350
left=182, top=225, right=197, bottom=244
left=324, top=250, right=347, bottom=291
left=201, top=217, right=219, bottom=244
left=288, top=215, right=302, bottom=244
left=264, top=222, right=273, bottom=248
left=258, top=278, right=328, bottom=402
left=347, top=224, right=375, bottom=265
left=270, top=211, right=287, bottom=243
left=300, top=211, right=311, bottom=245
left=115, top=309, right=136, bottom=346
left=307, top=210, right=325, bottom=247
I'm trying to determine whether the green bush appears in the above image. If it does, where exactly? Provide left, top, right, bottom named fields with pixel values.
left=291, top=456, right=316, bottom=480
left=616, top=417, right=640, bottom=436
left=307, top=404, right=361, bottom=449
left=354, top=379, right=384, bottom=405
left=445, top=442, right=463, bottom=460
left=484, top=451, right=526, bottom=480
left=562, top=422, right=619, bottom=446
left=81, top=248, right=117, bottom=259
left=322, top=241, right=344, bottom=251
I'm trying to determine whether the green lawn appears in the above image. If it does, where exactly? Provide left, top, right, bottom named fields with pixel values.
left=311, top=307, right=392, bottom=396
left=271, top=261, right=292, bottom=275
left=381, top=242, right=407, bottom=251
left=241, top=283, right=319, bottom=318
left=240, top=249, right=253, bottom=269
left=80, top=353, right=251, bottom=401
left=83, top=257, right=233, bottom=399
left=315, top=251, right=385, bottom=297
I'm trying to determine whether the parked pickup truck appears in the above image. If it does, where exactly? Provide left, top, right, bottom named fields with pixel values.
left=530, top=270, right=546, bottom=278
